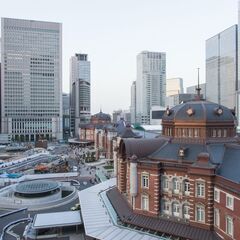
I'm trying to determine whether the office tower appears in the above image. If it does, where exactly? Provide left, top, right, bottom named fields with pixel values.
left=62, top=93, right=70, bottom=139
left=70, top=53, right=91, bottom=137
left=166, top=78, right=184, bottom=97
left=186, top=83, right=206, bottom=99
left=130, top=81, right=136, bottom=124
left=136, top=51, right=166, bottom=124
left=206, top=25, right=237, bottom=110
left=1, top=18, right=62, bottom=141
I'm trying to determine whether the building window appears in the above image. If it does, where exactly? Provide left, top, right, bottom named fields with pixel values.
left=173, top=178, right=180, bottom=194
left=214, top=208, right=220, bottom=227
left=217, top=129, right=221, bottom=138
left=184, top=180, right=190, bottom=196
left=172, top=202, right=180, bottom=217
left=214, top=188, right=220, bottom=203
left=141, top=173, right=149, bottom=188
left=223, top=129, right=227, bottom=137
left=226, top=216, right=233, bottom=237
left=226, top=194, right=234, bottom=210
left=212, top=129, right=216, bottom=137
left=162, top=200, right=170, bottom=214
left=162, top=177, right=169, bottom=192
left=194, top=129, right=199, bottom=138
left=141, top=194, right=149, bottom=211
left=196, top=182, right=205, bottom=198
left=196, top=205, right=205, bottom=223
left=183, top=204, right=190, bottom=219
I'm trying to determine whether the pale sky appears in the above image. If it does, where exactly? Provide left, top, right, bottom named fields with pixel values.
left=0, top=0, right=238, bottom=114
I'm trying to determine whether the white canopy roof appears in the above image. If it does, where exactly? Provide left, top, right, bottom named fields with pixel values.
left=79, top=178, right=161, bottom=240
left=33, top=211, right=82, bottom=229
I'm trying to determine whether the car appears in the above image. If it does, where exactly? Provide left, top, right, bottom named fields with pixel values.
left=71, top=203, right=80, bottom=211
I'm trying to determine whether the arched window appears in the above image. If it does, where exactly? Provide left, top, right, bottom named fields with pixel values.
left=162, top=199, right=170, bottom=215
left=162, top=176, right=169, bottom=192
left=172, top=202, right=180, bottom=217
left=173, top=178, right=180, bottom=194
left=183, top=204, right=190, bottom=219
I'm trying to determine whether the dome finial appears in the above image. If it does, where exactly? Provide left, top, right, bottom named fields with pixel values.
left=195, top=67, right=201, bottom=100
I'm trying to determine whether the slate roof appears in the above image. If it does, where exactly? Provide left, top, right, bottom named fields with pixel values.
left=122, top=137, right=168, bottom=158
left=218, top=144, right=240, bottom=183
left=107, top=188, right=221, bottom=240
left=163, top=101, right=236, bottom=123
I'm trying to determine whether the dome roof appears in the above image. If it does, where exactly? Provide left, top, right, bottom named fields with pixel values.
left=162, top=100, right=236, bottom=123
left=92, top=110, right=111, bottom=121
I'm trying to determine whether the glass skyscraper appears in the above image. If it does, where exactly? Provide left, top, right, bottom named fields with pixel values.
left=70, top=53, right=91, bottom=137
left=206, top=25, right=237, bottom=110
left=1, top=18, right=62, bottom=141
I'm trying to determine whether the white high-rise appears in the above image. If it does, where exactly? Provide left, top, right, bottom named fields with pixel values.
left=136, top=51, right=166, bottom=124
left=166, top=78, right=183, bottom=97
left=1, top=18, right=62, bottom=141
left=70, top=54, right=91, bottom=137
left=130, top=81, right=136, bottom=124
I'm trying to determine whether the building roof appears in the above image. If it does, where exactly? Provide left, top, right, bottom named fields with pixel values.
left=218, top=144, right=240, bottom=183
left=33, top=211, right=82, bottom=229
left=92, top=110, right=111, bottom=121
left=78, top=179, right=161, bottom=240
left=15, top=180, right=60, bottom=194
left=162, top=100, right=236, bottom=123
left=107, top=187, right=221, bottom=240
left=122, top=137, right=167, bottom=158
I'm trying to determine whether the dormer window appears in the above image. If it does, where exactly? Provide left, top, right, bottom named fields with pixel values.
left=186, top=107, right=195, bottom=116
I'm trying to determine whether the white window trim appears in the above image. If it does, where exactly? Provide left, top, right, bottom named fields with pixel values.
left=226, top=194, right=234, bottom=210
left=196, top=182, right=205, bottom=198
left=141, top=194, right=149, bottom=211
left=226, top=215, right=233, bottom=237
left=196, top=205, right=205, bottom=223
left=141, top=173, right=149, bottom=189
left=214, top=188, right=220, bottom=203
left=214, top=208, right=220, bottom=227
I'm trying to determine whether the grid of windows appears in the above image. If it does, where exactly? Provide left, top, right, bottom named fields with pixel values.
left=1, top=18, right=62, bottom=139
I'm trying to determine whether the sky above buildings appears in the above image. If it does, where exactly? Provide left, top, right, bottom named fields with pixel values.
left=0, top=0, right=238, bottom=114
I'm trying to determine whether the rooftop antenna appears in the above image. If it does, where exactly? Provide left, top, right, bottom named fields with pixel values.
left=196, top=67, right=201, bottom=100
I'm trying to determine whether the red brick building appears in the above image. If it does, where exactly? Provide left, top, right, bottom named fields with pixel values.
left=109, top=99, right=240, bottom=240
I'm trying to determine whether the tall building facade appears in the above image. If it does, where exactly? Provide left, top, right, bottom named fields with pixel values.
left=130, top=81, right=136, bottom=124
left=206, top=25, right=237, bottom=110
left=1, top=18, right=62, bottom=141
left=62, top=93, right=70, bottom=139
left=166, top=77, right=183, bottom=96
left=70, top=53, right=91, bottom=137
left=136, top=51, right=166, bottom=124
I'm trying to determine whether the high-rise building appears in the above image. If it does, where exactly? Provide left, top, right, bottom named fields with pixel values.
left=136, top=51, right=166, bottom=124
left=206, top=25, right=237, bottom=110
left=186, top=83, right=206, bottom=99
left=70, top=53, right=91, bottom=137
left=166, top=78, right=183, bottom=97
left=62, top=93, right=70, bottom=139
left=130, top=81, right=136, bottom=124
left=1, top=18, right=62, bottom=141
